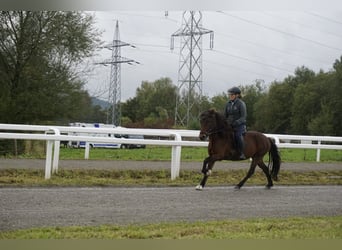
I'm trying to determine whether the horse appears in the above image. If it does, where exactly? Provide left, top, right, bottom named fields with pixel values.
left=196, top=109, right=281, bottom=190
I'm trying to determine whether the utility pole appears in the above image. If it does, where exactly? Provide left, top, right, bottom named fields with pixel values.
left=171, top=11, right=214, bottom=127
left=98, top=21, right=139, bottom=126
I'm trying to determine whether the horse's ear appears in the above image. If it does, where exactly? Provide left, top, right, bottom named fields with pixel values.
left=209, top=108, right=216, bottom=113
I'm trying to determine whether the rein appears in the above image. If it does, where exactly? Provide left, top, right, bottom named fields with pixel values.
left=201, top=127, right=225, bottom=137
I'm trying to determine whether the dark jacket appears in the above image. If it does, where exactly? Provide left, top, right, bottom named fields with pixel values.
left=224, top=98, right=247, bottom=128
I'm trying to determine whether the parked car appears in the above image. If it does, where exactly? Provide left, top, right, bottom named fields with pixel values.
left=120, top=134, right=146, bottom=149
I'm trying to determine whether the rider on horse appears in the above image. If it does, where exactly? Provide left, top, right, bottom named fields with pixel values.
left=224, top=86, right=247, bottom=160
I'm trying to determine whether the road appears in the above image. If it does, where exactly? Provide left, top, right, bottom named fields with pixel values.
left=1, top=185, right=341, bottom=231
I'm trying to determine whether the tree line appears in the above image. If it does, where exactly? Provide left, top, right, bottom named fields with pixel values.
left=121, top=59, right=342, bottom=137
left=246, top=61, right=342, bottom=136
left=1, top=11, right=341, bottom=155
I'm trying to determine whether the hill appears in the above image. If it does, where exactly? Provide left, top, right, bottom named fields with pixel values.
left=91, top=97, right=110, bottom=109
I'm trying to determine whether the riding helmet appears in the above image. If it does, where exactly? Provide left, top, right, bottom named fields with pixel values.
left=228, top=86, right=241, bottom=95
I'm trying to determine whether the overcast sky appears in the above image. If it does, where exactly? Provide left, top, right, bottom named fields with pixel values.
left=82, top=10, right=342, bottom=102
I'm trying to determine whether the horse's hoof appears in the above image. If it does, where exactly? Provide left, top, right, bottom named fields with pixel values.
left=265, top=185, right=272, bottom=190
left=195, top=185, right=203, bottom=191
left=234, top=185, right=241, bottom=190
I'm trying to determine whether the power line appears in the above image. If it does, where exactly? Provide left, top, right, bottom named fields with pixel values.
left=304, top=11, right=342, bottom=25
left=218, top=11, right=342, bottom=52
left=214, top=31, right=332, bottom=65
left=110, top=11, right=179, bottom=23
left=211, top=49, right=293, bottom=74
left=129, top=37, right=329, bottom=73
left=204, top=58, right=279, bottom=79
left=131, top=43, right=170, bottom=48
left=262, top=11, right=342, bottom=39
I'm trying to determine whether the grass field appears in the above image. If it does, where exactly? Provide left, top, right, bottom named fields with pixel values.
left=0, top=169, right=342, bottom=187
left=9, top=146, right=342, bottom=162
left=1, top=216, right=341, bottom=239
left=59, top=146, right=342, bottom=162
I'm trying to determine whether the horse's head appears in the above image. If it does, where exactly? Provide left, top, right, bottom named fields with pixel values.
left=199, top=109, right=218, bottom=141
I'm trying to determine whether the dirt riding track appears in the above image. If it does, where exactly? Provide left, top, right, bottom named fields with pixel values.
left=0, top=159, right=341, bottom=231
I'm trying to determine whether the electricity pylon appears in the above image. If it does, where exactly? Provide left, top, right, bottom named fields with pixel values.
left=98, top=20, right=139, bottom=126
left=171, top=11, right=214, bottom=127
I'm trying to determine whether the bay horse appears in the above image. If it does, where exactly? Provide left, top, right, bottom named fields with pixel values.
left=197, top=109, right=281, bottom=190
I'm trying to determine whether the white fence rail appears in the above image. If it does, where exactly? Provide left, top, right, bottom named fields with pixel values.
left=1, top=123, right=341, bottom=180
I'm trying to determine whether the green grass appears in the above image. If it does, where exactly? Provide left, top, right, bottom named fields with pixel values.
left=0, top=169, right=341, bottom=187
left=59, top=146, right=208, bottom=161
left=1, top=216, right=341, bottom=239
left=7, top=146, right=342, bottom=162
left=62, top=147, right=342, bottom=162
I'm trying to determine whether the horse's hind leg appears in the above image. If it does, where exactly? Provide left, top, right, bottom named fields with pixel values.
left=257, top=161, right=273, bottom=189
left=235, top=160, right=257, bottom=189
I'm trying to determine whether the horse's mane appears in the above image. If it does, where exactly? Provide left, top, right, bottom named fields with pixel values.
left=204, top=108, right=233, bottom=134
left=213, top=110, right=232, bottom=132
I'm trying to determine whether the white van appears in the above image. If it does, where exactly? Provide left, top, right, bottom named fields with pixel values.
left=68, top=122, right=121, bottom=149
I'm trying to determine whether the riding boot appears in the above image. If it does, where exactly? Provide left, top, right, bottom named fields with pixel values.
left=236, top=135, right=246, bottom=160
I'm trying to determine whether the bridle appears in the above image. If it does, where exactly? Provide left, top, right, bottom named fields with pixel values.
left=199, top=111, right=228, bottom=139
left=199, top=127, right=225, bottom=138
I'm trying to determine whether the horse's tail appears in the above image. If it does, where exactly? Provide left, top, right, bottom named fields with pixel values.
left=268, top=138, right=281, bottom=181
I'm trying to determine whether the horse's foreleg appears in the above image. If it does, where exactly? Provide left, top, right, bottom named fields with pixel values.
left=196, top=175, right=209, bottom=190
left=235, top=160, right=257, bottom=189
left=197, top=157, right=216, bottom=191
left=201, top=156, right=210, bottom=174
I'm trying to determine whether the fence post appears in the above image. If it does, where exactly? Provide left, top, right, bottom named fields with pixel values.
left=51, top=128, right=60, bottom=174
left=171, top=133, right=182, bottom=180
left=45, top=140, right=53, bottom=179
left=85, top=142, right=90, bottom=159
left=316, top=140, right=321, bottom=162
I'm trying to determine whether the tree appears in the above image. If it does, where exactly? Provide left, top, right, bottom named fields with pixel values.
left=253, top=81, right=292, bottom=133
left=329, top=56, right=342, bottom=135
left=210, top=92, right=228, bottom=112
left=289, top=67, right=317, bottom=134
left=121, top=97, right=139, bottom=123
left=0, top=11, right=100, bottom=155
left=290, top=73, right=323, bottom=134
left=0, top=11, right=101, bottom=124
left=286, top=66, right=316, bottom=88
left=252, top=94, right=269, bottom=132
left=308, top=102, right=334, bottom=135
left=188, top=94, right=211, bottom=130
left=253, top=66, right=316, bottom=134
left=240, top=80, right=267, bottom=130
left=121, top=77, right=177, bottom=128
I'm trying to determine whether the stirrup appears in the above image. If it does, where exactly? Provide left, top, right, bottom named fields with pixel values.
left=239, top=153, right=246, bottom=160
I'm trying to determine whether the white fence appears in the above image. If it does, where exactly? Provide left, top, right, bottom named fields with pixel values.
left=1, top=123, right=342, bottom=180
